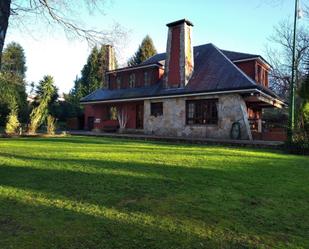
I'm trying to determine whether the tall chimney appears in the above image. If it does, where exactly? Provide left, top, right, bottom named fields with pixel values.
left=164, top=19, right=194, bottom=88
left=103, top=44, right=116, bottom=89
left=105, top=44, right=116, bottom=71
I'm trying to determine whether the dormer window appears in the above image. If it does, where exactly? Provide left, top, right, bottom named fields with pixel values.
left=129, top=74, right=135, bottom=88
left=116, top=77, right=121, bottom=89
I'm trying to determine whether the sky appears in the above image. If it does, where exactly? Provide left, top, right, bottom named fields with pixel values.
left=4, top=0, right=303, bottom=94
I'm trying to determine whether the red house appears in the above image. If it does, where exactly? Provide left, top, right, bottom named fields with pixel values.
left=81, top=19, right=286, bottom=140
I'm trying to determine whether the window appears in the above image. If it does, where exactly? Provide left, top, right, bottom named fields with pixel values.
left=257, top=65, right=262, bottom=84
left=116, top=77, right=121, bottom=89
left=150, top=102, right=163, bottom=117
left=186, top=99, right=218, bottom=125
left=129, top=74, right=135, bottom=88
left=144, top=72, right=150, bottom=86
left=108, top=106, right=118, bottom=120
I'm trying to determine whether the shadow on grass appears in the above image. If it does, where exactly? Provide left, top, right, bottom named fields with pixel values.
left=0, top=195, right=213, bottom=249
left=0, top=136, right=308, bottom=248
left=0, top=155, right=308, bottom=246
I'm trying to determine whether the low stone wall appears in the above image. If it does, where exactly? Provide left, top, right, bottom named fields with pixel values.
left=143, top=94, right=251, bottom=140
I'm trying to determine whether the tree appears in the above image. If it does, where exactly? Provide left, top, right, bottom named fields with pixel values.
left=299, top=61, right=309, bottom=132
left=0, top=0, right=11, bottom=65
left=28, top=75, right=57, bottom=134
left=1, top=41, right=26, bottom=77
left=34, top=76, right=58, bottom=108
left=70, top=44, right=117, bottom=100
left=0, top=0, right=124, bottom=64
left=46, top=115, right=56, bottom=135
left=5, top=100, right=20, bottom=135
left=266, top=19, right=309, bottom=99
left=0, top=42, right=27, bottom=125
left=128, top=35, right=157, bottom=66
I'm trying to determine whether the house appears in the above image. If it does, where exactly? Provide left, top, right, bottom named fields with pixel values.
left=80, top=19, right=285, bottom=140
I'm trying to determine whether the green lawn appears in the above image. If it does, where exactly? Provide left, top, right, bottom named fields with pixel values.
left=0, top=136, right=308, bottom=249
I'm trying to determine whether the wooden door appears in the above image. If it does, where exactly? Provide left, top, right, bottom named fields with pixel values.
left=136, top=103, right=144, bottom=129
left=87, top=116, right=94, bottom=131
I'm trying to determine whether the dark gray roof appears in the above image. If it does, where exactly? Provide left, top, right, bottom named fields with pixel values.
left=220, top=50, right=259, bottom=61
left=140, top=46, right=261, bottom=65
left=81, top=43, right=278, bottom=103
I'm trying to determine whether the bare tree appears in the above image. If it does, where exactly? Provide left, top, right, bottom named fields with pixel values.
left=0, top=0, right=124, bottom=64
left=117, top=106, right=128, bottom=133
left=266, top=19, right=309, bottom=99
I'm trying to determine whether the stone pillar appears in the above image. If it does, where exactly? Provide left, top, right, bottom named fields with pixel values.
left=258, top=119, right=262, bottom=133
left=164, top=19, right=194, bottom=88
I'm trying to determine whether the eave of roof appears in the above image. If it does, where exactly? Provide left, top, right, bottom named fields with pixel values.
left=80, top=86, right=259, bottom=104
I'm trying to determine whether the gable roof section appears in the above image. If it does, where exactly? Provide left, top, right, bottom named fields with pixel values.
left=81, top=43, right=277, bottom=103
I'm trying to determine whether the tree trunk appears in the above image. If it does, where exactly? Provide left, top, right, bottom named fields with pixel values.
left=0, top=0, right=11, bottom=66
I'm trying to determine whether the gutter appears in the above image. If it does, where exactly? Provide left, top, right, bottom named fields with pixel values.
left=80, top=88, right=258, bottom=105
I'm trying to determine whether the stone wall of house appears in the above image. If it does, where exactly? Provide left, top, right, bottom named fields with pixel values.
left=143, top=94, right=251, bottom=139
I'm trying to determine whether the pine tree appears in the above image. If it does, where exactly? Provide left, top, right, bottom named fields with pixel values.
left=0, top=42, right=27, bottom=125
left=128, top=35, right=157, bottom=66
left=29, top=75, right=57, bottom=134
left=1, top=42, right=27, bottom=78
left=70, top=44, right=117, bottom=99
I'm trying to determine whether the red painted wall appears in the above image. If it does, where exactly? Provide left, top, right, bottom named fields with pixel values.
left=235, top=60, right=269, bottom=87
left=108, top=67, right=162, bottom=90
left=167, top=26, right=181, bottom=87
left=235, top=61, right=256, bottom=80
left=84, top=101, right=143, bottom=130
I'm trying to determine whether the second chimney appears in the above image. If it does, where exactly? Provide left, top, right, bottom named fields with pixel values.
left=103, top=44, right=116, bottom=89
left=105, top=44, right=116, bottom=71
left=164, top=19, right=194, bottom=88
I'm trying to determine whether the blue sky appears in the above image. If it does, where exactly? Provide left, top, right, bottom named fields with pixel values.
left=5, top=0, right=300, bottom=93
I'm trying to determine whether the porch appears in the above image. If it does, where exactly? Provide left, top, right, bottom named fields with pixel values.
left=244, top=92, right=287, bottom=142
left=84, top=101, right=144, bottom=132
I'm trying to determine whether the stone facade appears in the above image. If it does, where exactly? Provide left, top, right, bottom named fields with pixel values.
left=144, top=94, right=252, bottom=140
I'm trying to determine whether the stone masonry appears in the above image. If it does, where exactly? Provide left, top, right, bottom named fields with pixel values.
left=144, top=94, right=252, bottom=140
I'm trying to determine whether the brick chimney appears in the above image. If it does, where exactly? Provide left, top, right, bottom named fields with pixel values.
left=103, top=45, right=116, bottom=89
left=164, top=19, right=194, bottom=88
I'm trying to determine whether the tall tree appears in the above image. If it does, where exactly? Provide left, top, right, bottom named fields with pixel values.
left=0, top=42, right=27, bottom=125
left=266, top=19, right=309, bottom=99
left=1, top=41, right=26, bottom=77
left=128, top=35, right=157, bottom=66
left=29, top=75, right=57, bottom=134
left=70, top=44, right=117, bottom=98
left=0, top=0, right=124, bottom=65
left=34, top=75, right=58, bottom=107
left=298, top=60, right=309, bottom=132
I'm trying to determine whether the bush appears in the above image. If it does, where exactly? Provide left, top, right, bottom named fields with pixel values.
left=47, top=115, right=56, bottom=135
left=285, top=131, right=309, bottom=155
left=5, top=108, right=20, bottom=135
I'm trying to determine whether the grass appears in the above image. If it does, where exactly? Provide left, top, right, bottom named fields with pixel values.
left=0, top=136, right=308, bottom=249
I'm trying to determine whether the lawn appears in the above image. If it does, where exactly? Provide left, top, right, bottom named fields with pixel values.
left=0, top=136, right=308, bottom=249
